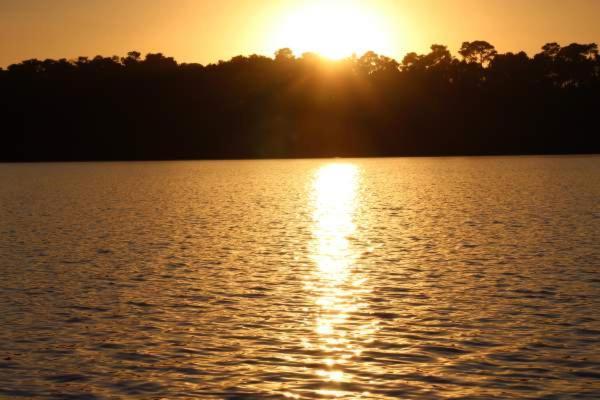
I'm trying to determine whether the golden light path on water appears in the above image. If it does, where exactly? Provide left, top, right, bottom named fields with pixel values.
left=2, top=159, right=600, bottom=399
left=303, top=163, right=378, bottom=398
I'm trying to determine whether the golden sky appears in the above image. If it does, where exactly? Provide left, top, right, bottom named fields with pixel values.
left=1, top=0, right=599, bottom=66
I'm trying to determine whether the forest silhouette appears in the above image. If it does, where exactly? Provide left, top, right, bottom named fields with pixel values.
left=1, top=41, right=599, bottom=161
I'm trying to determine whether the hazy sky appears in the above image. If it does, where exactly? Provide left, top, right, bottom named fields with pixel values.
left=1, top=0, right=599, bottom=67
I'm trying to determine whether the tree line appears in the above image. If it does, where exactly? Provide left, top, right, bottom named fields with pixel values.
left=1, top=41, right=599, bottom=161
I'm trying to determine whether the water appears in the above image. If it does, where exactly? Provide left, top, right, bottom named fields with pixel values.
left=1, top=156, right=599, bottom=399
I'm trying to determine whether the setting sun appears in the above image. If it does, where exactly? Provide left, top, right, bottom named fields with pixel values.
left=2, top=0, right=600, bottom=398
left=269, top=0, right=395, bottom=59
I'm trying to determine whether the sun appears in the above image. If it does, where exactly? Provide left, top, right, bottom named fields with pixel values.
left=270, top=0, right=395, bottom=59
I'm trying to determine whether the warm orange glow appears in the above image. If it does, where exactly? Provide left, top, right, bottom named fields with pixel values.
left=268, top=0, right=396, bottom=59
left=312, top=164, right=358, bottom=277
left=2, top=1, right=600, bottom=67
left=305, top=163, right=379, bottom=394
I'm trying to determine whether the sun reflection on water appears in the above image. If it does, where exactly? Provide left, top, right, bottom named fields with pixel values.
left=312, top=164, right=358, bottom=279
left=305, top=163, right=374, bottom=393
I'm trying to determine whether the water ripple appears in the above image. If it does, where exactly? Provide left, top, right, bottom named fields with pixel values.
left=0, top=157, right=599, bottom=399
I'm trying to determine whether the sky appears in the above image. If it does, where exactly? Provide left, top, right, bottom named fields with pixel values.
left=1, top=0, right=599, bottom=67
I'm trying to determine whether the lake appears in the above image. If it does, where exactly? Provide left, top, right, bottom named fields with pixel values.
left=1, top=156, right=599, bottom=399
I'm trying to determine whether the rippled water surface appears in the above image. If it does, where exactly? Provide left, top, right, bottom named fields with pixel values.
left=1, top=157, right=600, bottom=399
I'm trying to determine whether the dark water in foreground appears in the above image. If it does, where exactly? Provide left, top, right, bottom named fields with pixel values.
left=1, top=157, right=599, bottom=399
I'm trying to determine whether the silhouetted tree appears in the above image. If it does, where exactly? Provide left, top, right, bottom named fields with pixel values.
left=142, top=53, right=177, bottom=70
left=122, top=51, right=142, bottom=67
left=459, top=41, right=498, bottom=66
left=402, top=45, right=455, bottom=73
left=275, top=48, right=295, bottom=62
left=534, top=42, right=599, bottom=87
left=0, top=40, right=598, bottom=161
left=358, top=51, right=399, bottom=75
left=541, top=42, right=561, bottom=59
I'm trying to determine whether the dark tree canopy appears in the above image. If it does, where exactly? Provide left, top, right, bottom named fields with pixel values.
left=459, top=40, right=498, bottom=66
left=275, top=48, right=295, bottom=62
left=0, top=41, right=599, bottom=161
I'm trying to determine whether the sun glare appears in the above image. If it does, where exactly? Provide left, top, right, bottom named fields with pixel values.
left=271, top=1, right=395, bottom=59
